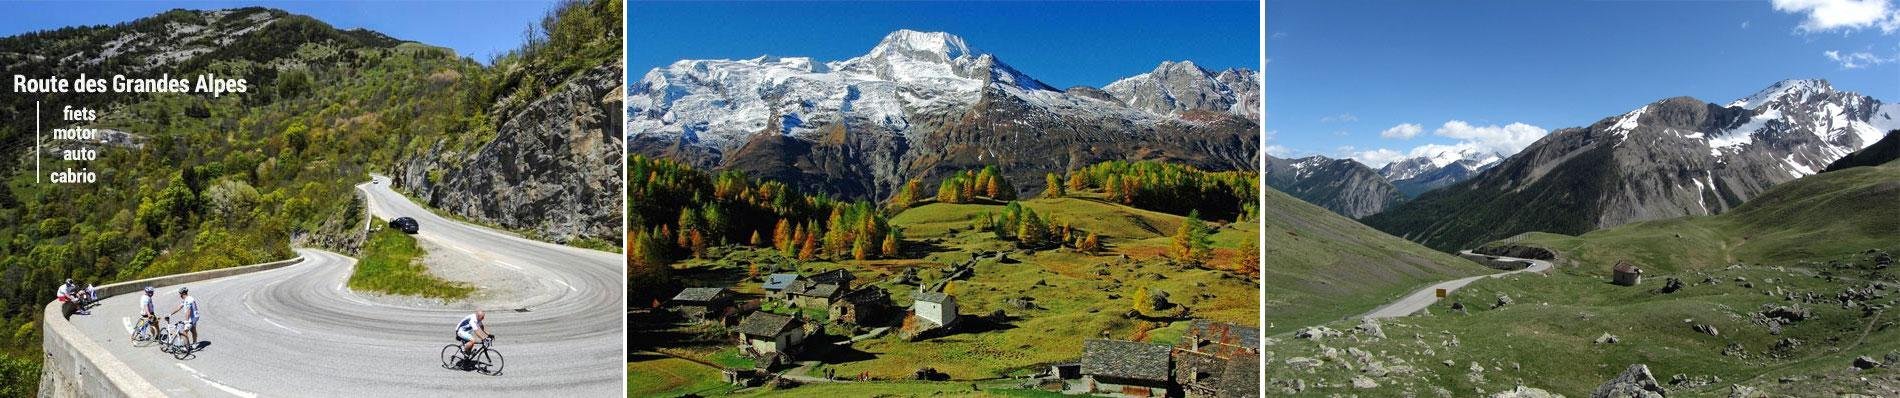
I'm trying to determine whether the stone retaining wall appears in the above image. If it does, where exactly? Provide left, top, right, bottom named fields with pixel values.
left=38, top=256, right=305, bottom=398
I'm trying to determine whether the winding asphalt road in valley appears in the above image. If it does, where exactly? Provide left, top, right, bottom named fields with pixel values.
left=68, top=176, right=621, bottom=397
left=1359, top=250, right=1553, bottom=319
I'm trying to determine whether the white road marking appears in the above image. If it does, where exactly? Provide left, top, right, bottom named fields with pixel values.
left=495, top=261, right=524, bottom=272
left=261, top=317, right=302, bottom=335
left=175, top=363, right=259, bottom=398
left=555, top=278, right=575, bottom=292
left=241, top=300, right=301, bottom=335
left=121, top=317, right=135, bottom=335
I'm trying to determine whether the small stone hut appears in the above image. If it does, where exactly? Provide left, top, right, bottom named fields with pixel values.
left=1612, top=260, right=1643, bottom=286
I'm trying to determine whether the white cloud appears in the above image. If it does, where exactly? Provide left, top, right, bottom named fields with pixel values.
left=1771, top=0, right=1900, bottom=34
left=1320, top=113, right=1358, bottom=123
left=1431, top=120, right=1547, bottom=156
left=1264, top=130, right=1292, bottom=157
left=1348, top=148, right=1409, bottom=168
left=1742, top=20, right=1752, bottom=29
left=1346, top=121, right=1548, bottom=168
left=1824, top=50, right=1897, bottom=68
left=1380, top=123, right=1424, bottom=139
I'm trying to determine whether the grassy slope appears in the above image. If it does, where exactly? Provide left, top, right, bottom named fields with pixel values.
left=1511, top=159, right=1900, bottom=275
left=628, top=357, right=735, bottom=397
left=349, top=219, right=472, bottom=300
left=643, top=193, right=1257, bottom=385
left=1268, top=161, right=1900, bottom=396
left=1265, top=187, right=1487, bottom=334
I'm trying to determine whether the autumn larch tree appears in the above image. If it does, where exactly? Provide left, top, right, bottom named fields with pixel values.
left=1041, top=172, right=1064, bottom=198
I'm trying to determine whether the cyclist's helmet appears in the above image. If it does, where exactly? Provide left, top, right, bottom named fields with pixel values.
left=178, top=287, right=189, bottom=294
left=144, top=286, right=154, bottom=294
left=65, top=278, right=73, bottom=285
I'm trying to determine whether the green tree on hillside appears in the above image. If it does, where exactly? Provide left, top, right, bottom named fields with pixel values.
left=1170, top=211, right=1213, bottom=264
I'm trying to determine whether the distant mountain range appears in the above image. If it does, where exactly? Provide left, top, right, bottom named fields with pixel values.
left=1264, top=155, right=1399, bottom=218
left=627, top=30, right=1259, bottom=200
left=1360, top=79, right=1899, bottom=251
left=1265, top=146, right=1504, bottom=219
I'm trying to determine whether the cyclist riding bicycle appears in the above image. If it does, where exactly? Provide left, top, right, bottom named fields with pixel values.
left=455, top=310, right=492, bottom=355
left=167, top=287, right=200, bottom=348
left=135, top=287, right=159, bottom=338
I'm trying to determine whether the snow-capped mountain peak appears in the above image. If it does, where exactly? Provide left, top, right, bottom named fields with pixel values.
left=1728, top=79, right=1834, bottom=110
left=1104, top=60, right=1259, bottom=120
left=1376, top=147, right=1501, bottom=182
left=862, top=29, right=973, bottom=63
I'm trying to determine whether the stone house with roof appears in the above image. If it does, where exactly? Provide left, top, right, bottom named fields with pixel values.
left=1080, top=339, right=1173, bottom=397
left=1173, top=320, right=1261, bottom=398
left=1613, top=260, right=1643, bottom=286
left=734, top=311, right=807, bottom=368
left=829, top=286, right=895, bottom=326
left=783, top=279, right=844, bottom=308
left=761, top=273, right=799, bottom=299
left=668, top=287, right=733, bottom=322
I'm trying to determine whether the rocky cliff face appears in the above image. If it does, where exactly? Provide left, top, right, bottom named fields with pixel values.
left=398, top=61, right=625, bottom=244
left=627, top=30, right=1258, bottom=200
left=1365, top=79, right=1899, bottom=251
left=1266, top=155, right=1401, bottom=218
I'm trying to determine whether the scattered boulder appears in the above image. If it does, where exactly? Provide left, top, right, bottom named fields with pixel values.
left=1590, top=364, right=1666, bottom=398
left=1668, top=373, right=1721, bottom=389
left=1722, top=343, right=1747, bottom=358
left=1692, top=324, right=1719, bottom=337
left=1294, top=326, right=1342, bottom=340
left=1759, top=304, right=1813, bottom=323
left=1853, top=356, right=1884, bottom=370
left=1771, top=338, right=1803, bottom=355
left=1352, top=375, right=1379, bottom=389
left=1492, top=386, right=1564, bottom=398
left=1356, top=318, right=1387, bottom=339
left=1495, top=294, right=1515, bottom=309
left=1285, top=357, right=1321, bottom=371
left=1662, top=278, right=1685, bottom=293
left=1595, top=333, right=1621, bottom=344
left=1727, top=384, right=1758, bottom=398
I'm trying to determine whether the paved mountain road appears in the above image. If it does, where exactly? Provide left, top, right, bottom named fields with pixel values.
left=1359, top=251, right=1553, bottom=319
left=68, top=176, right=621, bottom=397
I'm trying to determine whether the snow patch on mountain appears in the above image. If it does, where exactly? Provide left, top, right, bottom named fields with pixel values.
left=1729, top=79, right=1832, bottom=109
left=630, top=30, right=1249, bottom=148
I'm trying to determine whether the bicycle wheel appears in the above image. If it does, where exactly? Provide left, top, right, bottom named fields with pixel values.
left=478, top=349, right=503, bottom=375
left=440, top=344, right=461, bottom=370
left=131, top=324, right=155, bottom=346
left=168, top=333, right=191, bottom=359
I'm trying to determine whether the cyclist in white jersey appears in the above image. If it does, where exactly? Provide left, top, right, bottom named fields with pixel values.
left=168, top=287, right=200, bottom=348
left=135, top=286, right=159, bottom=338
left=455, top=310, right=491, bottom=354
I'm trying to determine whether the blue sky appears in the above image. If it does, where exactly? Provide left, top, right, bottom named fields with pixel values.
left=0, top=1, right=561, bottom=64
left=629, top=1, right=1260, bottom=89
left=1267, top=0, right=1900, bottom=166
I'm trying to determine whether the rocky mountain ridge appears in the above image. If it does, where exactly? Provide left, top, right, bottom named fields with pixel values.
left=627, top=30, right=1258, bottom=200
left=1265, top=155, right=1401, bottom=218
left=1364, top=79, right=1900, bottom=251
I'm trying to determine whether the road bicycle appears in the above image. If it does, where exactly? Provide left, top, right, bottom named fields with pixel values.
left=159, top=318, right=195, bottom=359
left=130, top=315, right=161, bottom=347
left=440, top=336, right=504, bottom=375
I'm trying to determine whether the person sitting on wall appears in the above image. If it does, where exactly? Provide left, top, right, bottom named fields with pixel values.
left=56, top=279, right=90, bottom=315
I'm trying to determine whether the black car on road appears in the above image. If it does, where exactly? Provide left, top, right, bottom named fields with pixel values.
left=390, top=217, right=420, bottom=234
